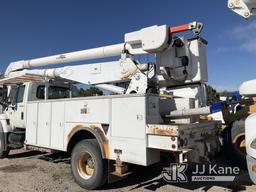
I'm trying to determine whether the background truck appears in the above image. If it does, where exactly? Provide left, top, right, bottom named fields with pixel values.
left=228, top=0, right=256, bottom=184
left=210, top=91, right=242, bottom=123
left=0, top=22, right=221, bottom=189
left=209, top=91, right=247, bottom=166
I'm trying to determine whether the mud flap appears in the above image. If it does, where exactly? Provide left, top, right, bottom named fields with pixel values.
left=0, top=123, right=7, bottom=152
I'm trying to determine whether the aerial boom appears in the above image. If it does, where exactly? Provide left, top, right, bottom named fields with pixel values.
left=5, top=22, right=203, bottom=77
left=5, top=43, right=125, bottom=76
left=2, top=22, right=207, bottom=95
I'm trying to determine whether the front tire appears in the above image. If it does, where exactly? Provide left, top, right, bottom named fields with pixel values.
left=0, top=124, right=9, bottom=158
left=71, top=139, right=107, bottom=190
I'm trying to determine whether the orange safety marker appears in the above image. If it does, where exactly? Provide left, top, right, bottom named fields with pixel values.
left=170, top=23, right=191, bottom=33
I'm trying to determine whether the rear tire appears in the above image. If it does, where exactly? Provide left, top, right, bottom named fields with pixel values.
left=225, top=119, right=246, bottom=168
left=71, top=139, right=107, bottom=190
left=0, top=124, right=9, bottom=158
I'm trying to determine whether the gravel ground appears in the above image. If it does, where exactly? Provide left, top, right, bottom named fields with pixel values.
left=0, top=149, right=256, bottom=192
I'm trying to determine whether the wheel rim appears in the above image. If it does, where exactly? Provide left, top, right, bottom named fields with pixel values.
left=234, top=135, right=246, bottom=155
left=77, top=151, right=95, bottom=179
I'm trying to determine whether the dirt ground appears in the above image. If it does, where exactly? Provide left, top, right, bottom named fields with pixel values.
left=0, top=149, right=256, bottom=192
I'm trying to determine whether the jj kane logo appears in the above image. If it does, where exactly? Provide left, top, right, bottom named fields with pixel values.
left=162, top=163, right=188, bottom=183
left=162, top=163, right=240, bottom=183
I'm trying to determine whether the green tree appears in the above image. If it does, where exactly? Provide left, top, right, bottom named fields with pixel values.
left=219, top=90, right=228, bottom=97
left=72, top=86, right=103, bottom=97
left=206, top=85, right=219, bottom=104
left=80, top=87, right=103, bottom=96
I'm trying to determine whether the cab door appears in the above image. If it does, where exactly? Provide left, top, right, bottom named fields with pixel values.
left=9, top=85, right=26, bottom=128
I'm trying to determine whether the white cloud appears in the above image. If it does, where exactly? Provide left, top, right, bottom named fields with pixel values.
left=217, top=21, right=256, bottom=54
left=231, top=21, right=256, bottom=40
left=240, top=38, right=256, bottom=53
left=214, top=85, right=238, bottom=92
left=215, top=47, right=236, bottom=53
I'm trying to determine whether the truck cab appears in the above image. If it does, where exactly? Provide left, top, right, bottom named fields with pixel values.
left=7, top=82, right=71, bottom=129
left=0, top=80, right=72, bottom=154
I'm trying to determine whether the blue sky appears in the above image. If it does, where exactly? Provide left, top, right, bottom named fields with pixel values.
left=0, top=0, right=255, bottom=91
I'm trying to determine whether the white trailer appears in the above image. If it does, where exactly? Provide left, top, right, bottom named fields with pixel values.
left=0, top=22, right=221, bottom=189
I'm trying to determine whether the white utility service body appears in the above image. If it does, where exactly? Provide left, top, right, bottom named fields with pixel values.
left=24, top=93, right=219, bottom=165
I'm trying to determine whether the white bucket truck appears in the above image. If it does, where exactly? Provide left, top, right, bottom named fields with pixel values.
left=0, top=22, right=221, bottom=189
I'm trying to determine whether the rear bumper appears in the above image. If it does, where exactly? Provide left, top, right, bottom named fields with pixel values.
left=147, top=121, right=221, bottom=163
